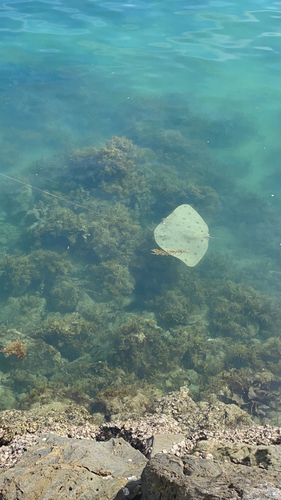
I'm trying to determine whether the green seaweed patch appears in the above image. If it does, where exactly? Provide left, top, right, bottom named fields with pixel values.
left=67, top=136, right=150, bottom=198
left=0, top=294, right=46, bottom=332
left=68, top=136, right=136, bottom=184
left=147, top=271, right=206, bottom=328
left=209, top=367, right=281, bottom=423
left=224, top=341, right=263, bottom=370
left=24, top=198, right=141, bottom=262
left=149, top=290, right=196, bottom=328
left=85, top=204, right=141, bottom=262
left=0, top=250, right=72, bottom=296
left=109, top=315, right=195, bottom=390
left=255, top=337, right=281, bottom=376
left=151, top=176, right=219, bottom=217
left=208, top=281, right=281, bottom=341
left=34, top=312, right=96, bottom=361
left=24, top=201, right=87, bottom=243
left=50, top=277, right=83, bottom=313
left=88, top=260, right=135, bottom=302
left=18, top=382, right=96, bottom=415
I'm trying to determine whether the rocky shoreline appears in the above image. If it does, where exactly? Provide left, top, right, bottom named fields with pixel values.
left=0, top=387, right=281, bottom=499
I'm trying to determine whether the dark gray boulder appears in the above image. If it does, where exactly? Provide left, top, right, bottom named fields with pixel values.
left=0, top=434, right=147, bottom=500
left=141, top=452, right=281, bottom=500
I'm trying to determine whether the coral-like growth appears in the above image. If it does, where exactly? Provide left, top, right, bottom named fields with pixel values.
left=0, top=339, right=26, bottom=360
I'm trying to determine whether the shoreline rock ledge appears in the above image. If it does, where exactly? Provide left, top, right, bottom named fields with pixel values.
left=0, top=387, right=281, bottom=499
left=0, top=434, right=147, bottom=500
left=1, top=433, right=281, bottom=500
left=141, top=452, right=281, bottom=500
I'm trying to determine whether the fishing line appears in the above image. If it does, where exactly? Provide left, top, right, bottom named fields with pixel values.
left=0, top=172, right=100, bottom=215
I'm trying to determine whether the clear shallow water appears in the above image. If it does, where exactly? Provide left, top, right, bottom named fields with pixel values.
left=1, top=0, right=281, bottom=188
left=1, top=0, right=281, bottom=421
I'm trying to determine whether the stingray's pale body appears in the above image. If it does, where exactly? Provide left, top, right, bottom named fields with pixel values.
left=154, top=204, right=210, bottom=267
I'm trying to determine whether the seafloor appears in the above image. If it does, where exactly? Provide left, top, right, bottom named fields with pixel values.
left=0, top=104, right=281, bottom=426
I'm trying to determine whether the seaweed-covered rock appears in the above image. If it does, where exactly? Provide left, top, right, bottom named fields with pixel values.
left=89, top=260, right=135, bottom=303
left=208, top=281, right=281, bottom=341
left=95, top=383, right=162, bottom=421
left=0, top=327, right=66, bottom=408
left=34, top=312, right=96, bottom=361
left=0, top=294, right=46, bottom=332
left=86, top=203, right=141, bottom=261
left=110, top=315, right=193, bottom=387
left=24, top=202, right=85, bottom=243
left=153, top=386, right=254, bottom=432
left=211, top=368, right=281, bottom=424
left=67, top=136, right=150, bottom=199
left=0, top=250, right=72, bottom=296
left=50, top=276, right=83, bottom=312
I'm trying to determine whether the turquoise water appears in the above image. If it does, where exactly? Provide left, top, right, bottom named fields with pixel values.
left=1, top=0, right=281, bottom=422
left=1, top=0, right=281, bottom=184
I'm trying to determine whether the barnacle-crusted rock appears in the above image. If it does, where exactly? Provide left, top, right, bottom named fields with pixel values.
left=0, top=402, right=96, bottom=446
left=153, top=386, right=254, bottom=432
left=195, top=440, right=281, bottom=470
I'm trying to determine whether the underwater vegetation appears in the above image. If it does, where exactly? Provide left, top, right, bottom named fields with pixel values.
left=209, top=367, right=281, bottom=425
left=0, top=124, right=281, bottom=425
left=67, top=137, right=138, bottom=189
left=33, top=312, right=96, bottom=361
left=88, top=260, right=135, bottom=303
left=208, top=281, right=281, bottom=341
left=0, top=250, right=72, bottom=297
left=66, top=136, right=153, bottom=208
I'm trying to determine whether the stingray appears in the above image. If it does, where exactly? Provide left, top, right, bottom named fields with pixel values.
left=153, top=204, right=210, bottom=267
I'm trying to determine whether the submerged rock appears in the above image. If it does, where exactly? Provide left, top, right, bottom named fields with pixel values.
left=153, top=386, right=255, bottom=432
